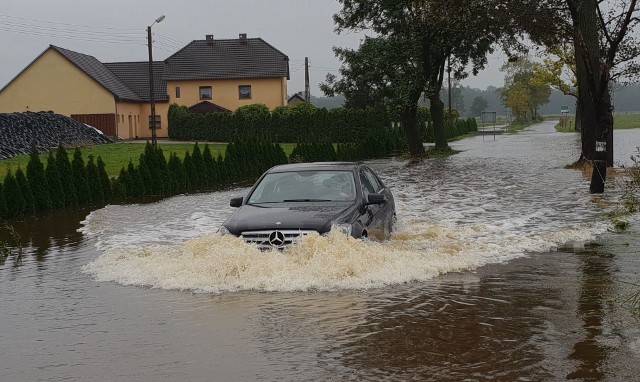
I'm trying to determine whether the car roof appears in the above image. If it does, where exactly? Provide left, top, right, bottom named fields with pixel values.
left=267, top=162, right=362, bottom=173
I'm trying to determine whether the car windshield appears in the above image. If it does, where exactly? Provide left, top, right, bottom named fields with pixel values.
left=247, top=170, right=357, bottom=204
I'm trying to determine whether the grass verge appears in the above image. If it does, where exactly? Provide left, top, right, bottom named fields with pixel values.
left=507, top=120, right=540, bottom=133
left=1, top=142, right=296, bottom=181
left=555, top=113, right=640, bottom=132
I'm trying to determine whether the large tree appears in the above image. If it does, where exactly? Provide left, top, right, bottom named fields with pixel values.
left=470, top=96, right=489, bottom=117
left=566, top=0, right=639, bottom=168
left=331, top=0, right=556, bottom=154
left=321, top=36, right=426, bottom=156
left=500, top=57, right=552, bottom=121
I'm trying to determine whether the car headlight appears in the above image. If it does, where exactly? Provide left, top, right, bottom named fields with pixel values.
left=217, top=226, right=231, bottom=235
left=328, top=222, right=352, bottom=237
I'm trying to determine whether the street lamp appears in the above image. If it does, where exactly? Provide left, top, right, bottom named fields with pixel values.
left=147, top=15, right=165, bottom=146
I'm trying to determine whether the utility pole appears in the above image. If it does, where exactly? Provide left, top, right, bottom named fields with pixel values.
left=447, top=55, right=452, bottom=114
left=147, top=15, right=165, bottom=146
left=147, top=26, right=157, bottom=146
left=304, top=57, right=310, bottom=103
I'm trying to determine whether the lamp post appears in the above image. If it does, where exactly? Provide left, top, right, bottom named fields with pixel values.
left=147, top=15, right=165, bottom=146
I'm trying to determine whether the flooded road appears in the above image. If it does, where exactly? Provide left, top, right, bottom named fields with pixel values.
left=1, top=121, right=639, bottom=381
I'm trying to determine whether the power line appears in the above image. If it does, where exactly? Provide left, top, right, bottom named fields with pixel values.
left=0, top=13, right=189, bottom=51
left=0, top=13, right=141, bottom=31
left=0, top=26, right=147, bottom=46
left=291, top=63, right=305, bottom=73
left=1, top=20, right=144, bottom=41
left=153, top=36, right=184, bottom=50
left=154, top=32, right=186, bottom=46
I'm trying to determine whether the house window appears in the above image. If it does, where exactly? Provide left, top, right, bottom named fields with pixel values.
left=175, top=87, right=181, bottom=98
left=199, top=86, right=212, bottom=100
left=239, top=85, right=252, bottom=99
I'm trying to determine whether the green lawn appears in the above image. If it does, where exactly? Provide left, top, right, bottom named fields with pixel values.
left=1, top=142, right=296, bottom=181
left=612, top=114, right=640, bottom=129
left=556, top=113, right=640, bottom=132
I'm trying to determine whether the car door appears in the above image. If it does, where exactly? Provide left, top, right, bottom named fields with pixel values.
left=358, top=167, right=387, bottom=240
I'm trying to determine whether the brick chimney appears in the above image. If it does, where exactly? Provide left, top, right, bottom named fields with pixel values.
left=239, top=33, right=247, bottom=43
left=206, top=34, right=214, bottom=45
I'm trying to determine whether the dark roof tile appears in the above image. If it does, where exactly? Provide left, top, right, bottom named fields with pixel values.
left=104, top=61, right=169, bottom=102
left=188, top=101, right=231, bottom=113
left=51, top=46, right=143, bottom=102
left=164, top=38, right=289, bottom=80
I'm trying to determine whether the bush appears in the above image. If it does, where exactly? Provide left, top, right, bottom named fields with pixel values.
left=56, top=145, right=77, bottom=206
left=72, top=148, right=90, bottom=205
left=1, top=171, right=26, bottom=218
left=0, top=182, right=7, bottom=220
left=15, top=168, right=35, bottom=215
left=45, top=152, right=65, bottom=209
left=168, top=103, right=392, bottom=143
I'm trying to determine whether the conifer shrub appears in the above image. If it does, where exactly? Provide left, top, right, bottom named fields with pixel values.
left=72, top=147, right=91, bottom=205
left=137, top=159, right=153, bottom=197
left=15, top=168, right=35, bottom=215
left=190, top=143, right=205, bottom=190
left=110, top=177, right=127, bottom=200
left=85, top=155, right=104, bottom=204
left=1, top=171, right=25, bottom=218
left=0, top=183, right=8, bottom=220
left=216, top=153, right=227, bottom=184
left=129, top=161, right=145, bottom=197
left=26, top=145, right=52, bottom=211
left=97, top=156, right=112, bottom=202
left=137, top=144, right=159, bottom=196
left=56, top=145, right=77, bottom=207
left=45, top=152, right=65, bottom=209
left=117, top=167, right=134, bottom=199
left=201, top=144, right=217, bottom=187
left=183, top=152, right=196, bottom=192
left=167, top=153, right=186, bottom=194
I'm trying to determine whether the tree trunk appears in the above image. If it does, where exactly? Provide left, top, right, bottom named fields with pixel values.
left=400, top=106, right=425, bottom=157
left=574, top=99, right=581, bottom=132
left=429, top=94, right=448, bottom=150
left=569, top=0, right=614, bottom=168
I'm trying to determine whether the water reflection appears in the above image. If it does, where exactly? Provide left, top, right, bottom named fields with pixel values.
left=564, top=244, right=616, bottom=380
left=0, top=208, right=89, bottom=267
left=329, top=275, right=560, bottom=380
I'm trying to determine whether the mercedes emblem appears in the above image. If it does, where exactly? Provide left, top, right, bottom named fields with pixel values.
left=268, top=230, right=286, bottom=246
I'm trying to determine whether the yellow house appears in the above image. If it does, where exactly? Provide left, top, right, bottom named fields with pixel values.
left=0, top=34, right=290, bottom=139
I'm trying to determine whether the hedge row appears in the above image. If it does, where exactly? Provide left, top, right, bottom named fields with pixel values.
left=168, top=102, right=478, bottom=146
left=110, top=140, right=288, bottom=200
left=289, top=125, right=408, bottom=163
left=0, top=144, right=111, bottom=219
left=421, top=117, right=478, bottom=143
left=0, top=127, right=405, bottom=220
left=168, top=103, right=393, bottom=143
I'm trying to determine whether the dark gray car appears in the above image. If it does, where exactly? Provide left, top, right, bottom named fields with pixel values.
left=218, top=162, right=395, bottom=250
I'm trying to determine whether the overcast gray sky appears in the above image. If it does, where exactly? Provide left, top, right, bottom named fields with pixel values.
left=0, top=0, right=505, bottom=96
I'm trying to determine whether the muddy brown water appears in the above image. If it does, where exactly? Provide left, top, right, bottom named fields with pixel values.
left=1, top=121, right=639, bottom=381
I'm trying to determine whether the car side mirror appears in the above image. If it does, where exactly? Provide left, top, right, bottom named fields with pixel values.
left=366, top=193, right=386, bottom=205
left=230, top=197, right=243, bottom=208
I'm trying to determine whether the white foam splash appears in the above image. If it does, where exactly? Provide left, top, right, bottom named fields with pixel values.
left=81, top=219, right=609, bottom=293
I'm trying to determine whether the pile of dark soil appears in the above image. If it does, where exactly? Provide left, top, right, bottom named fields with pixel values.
left=0, top=112, right=113, bottom=159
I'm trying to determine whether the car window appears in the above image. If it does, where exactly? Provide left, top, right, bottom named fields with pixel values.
left=363, top=168, right=383, bottom=192
left=247, top=170, right=356, bottom=203
left=359, top=171, right=376, bottom=198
